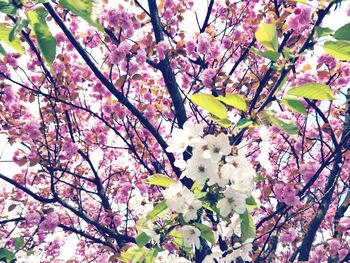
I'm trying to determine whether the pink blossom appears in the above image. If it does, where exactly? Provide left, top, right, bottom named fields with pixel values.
left=135, top=47, right=146, bottom=65
left=62, top=140, right=78, bottom=160
left=6, top=53, right=18, bottom=68
left=96, top=253, right=109, bottom=263
left=24, top=120, right=41, bottom=140
left=113, top=214, right=122, bottom=226
left=280, top=228, right=297, bottom=245
left=111, top=41, right=131, bottom=64
left=339, top=217, right=350, bottom=229
left=286, top=6, right=312, bottom=34
left=158, top=40, right=169, bottom=60
left=222, top=36, right=232, bottom=49
left=339, top=248, right=348, bottom=261
left=318, top=54, right=336, bottom=69
left=104, top=9, right=137, bottom=39
left=26, top=211, right=41, bottom=226
left=299, top=162, right=318, bottom=182
left=327, top=239, right=341, bottom=256
left=53, top=61, right=65, bottom=73
left=198, top=33, right=211, bottom=54
left=40, top=212, right=59, bottom=232
left=55, top=33, right=66, bottom=45
left=201, top=68, right=216, bottom=89
left=275, top=183, right=300, bottom=207
left=186, top=39, right=198, bottom=57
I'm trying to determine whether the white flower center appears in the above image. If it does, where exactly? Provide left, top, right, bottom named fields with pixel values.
left=198, top=165, right=206, bottom=173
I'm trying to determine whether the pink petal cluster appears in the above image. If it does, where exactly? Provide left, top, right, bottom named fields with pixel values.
left=286, top=6, right=312, bottom=34
left=198, top=33, right=211, bottom=55
left=201, top=68, right=216, bottom=89
left=275, top=183, right=300, bottom=207
left=299, top=162, right=318, bottom=182
left=280, top=228, right=297, bottom=245
left=24, top=120, right=41, bottom=140
left=40, top=212, right=59, bottom=232
left=111, top=41, right=131, bottom=64
left=318, top=54, right=336, bottom=69
left=158, top=40, right=169, bottom=61
left=26, top=211, right=41, bottom=226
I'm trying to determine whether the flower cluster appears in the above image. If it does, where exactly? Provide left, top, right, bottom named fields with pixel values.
left=160, top=120, right=256, bottom=259
left=162, top=182, right=202, bottom=222
left=286, top=5, right=312, bottom=34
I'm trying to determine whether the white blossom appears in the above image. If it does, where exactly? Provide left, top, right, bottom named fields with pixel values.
left=217, top=186, right=247, bottom=216
left=144, top=229, right=160, bottom=245
left=166, top=121, right=203, bottom=154
left=226, top=239, right=254, bottom=262
left=194, top=133, right=231, bottom=161
left=180, top=225, right=201, bottom=249
left=162, top=182, right=193, bottom=212
left=128, top=187, right=144, bottom=211
left=218, top=213, right=242, bottom=238
left=207, top=163, right=232, bottom=187
left=15, top=250, right=29, bottom=263
left=174, top=158, right=188, bottom=170
left=257, top=126, right=273, bottom=173
left=91, top=0, right=103, bottom=21
left=181, top=155, right=218, bottom=185
left=154, top=251, right=192, bottom=263
left=0, top=238, right=6, bottom=247
left=203, top=251, right=223, bottom=263
left=225, top=154, right=255, bottom=195
left=182, top=197, right=202, bottom=222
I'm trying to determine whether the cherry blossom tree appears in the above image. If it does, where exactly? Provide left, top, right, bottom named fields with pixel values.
left=0, top=0, right=350, bottom=262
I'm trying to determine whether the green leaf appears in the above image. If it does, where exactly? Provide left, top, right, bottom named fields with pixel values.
left=282, top=47, right=303, bottom=60
left=146, top=200, right=168, bottom=221
left=334, top=23, right=350, bottom=41
left=260, top=111, right=299, bottom=136
left=0, top=248, right=16, bottom=263
left=145, top=248, right=160, bottom=263
left=272, top=117, right=299, bottom=136
left=287, top=83, right=335, bottom=100
left=136, top=232, right=151, bottom=248
left=59, top=0, right=103, bottom=31
left=315, top=26, right=334, bottom=38
left=190, top=93, right=228, bottom=119
left=210, top=116, right=233, bottom=128
left=255, top=22, right=278, bottom=52
left=0, top=0, right=17, bottom=15
left=236, top=118, right=254, bottom=129
left=216, top=93, right=248, bottom=111
left=240, top=210, right=256, bottom=241
left=251, top=47, right=279, bottom=61
left=246, top=196, right=258, bottom=210
left=168, top=230, right=192, bottom=254
left=323, top=40, right=350, bottom=60
left=281, top=98, right=307, bottom=115
left=0, top=23, right=24, bottom=53
left=27, top=7, right=56, bottom=65
left=14, top=237, right=24, bottom=250
left=0, top=43, right=5, bottom=55
left=194, top=223, right=214, bottom=243
left=119, top=246, right=147, bottom=263
left=145, top=174, right=176, bottom=188
left=9, top=19, right=28, bottom=42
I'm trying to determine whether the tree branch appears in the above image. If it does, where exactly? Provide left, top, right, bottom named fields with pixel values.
left=147, top=0, right=188, bottom=128
left=43, top=2, right=180, bottom=177
left=297, top=87, right=350, bottom=261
